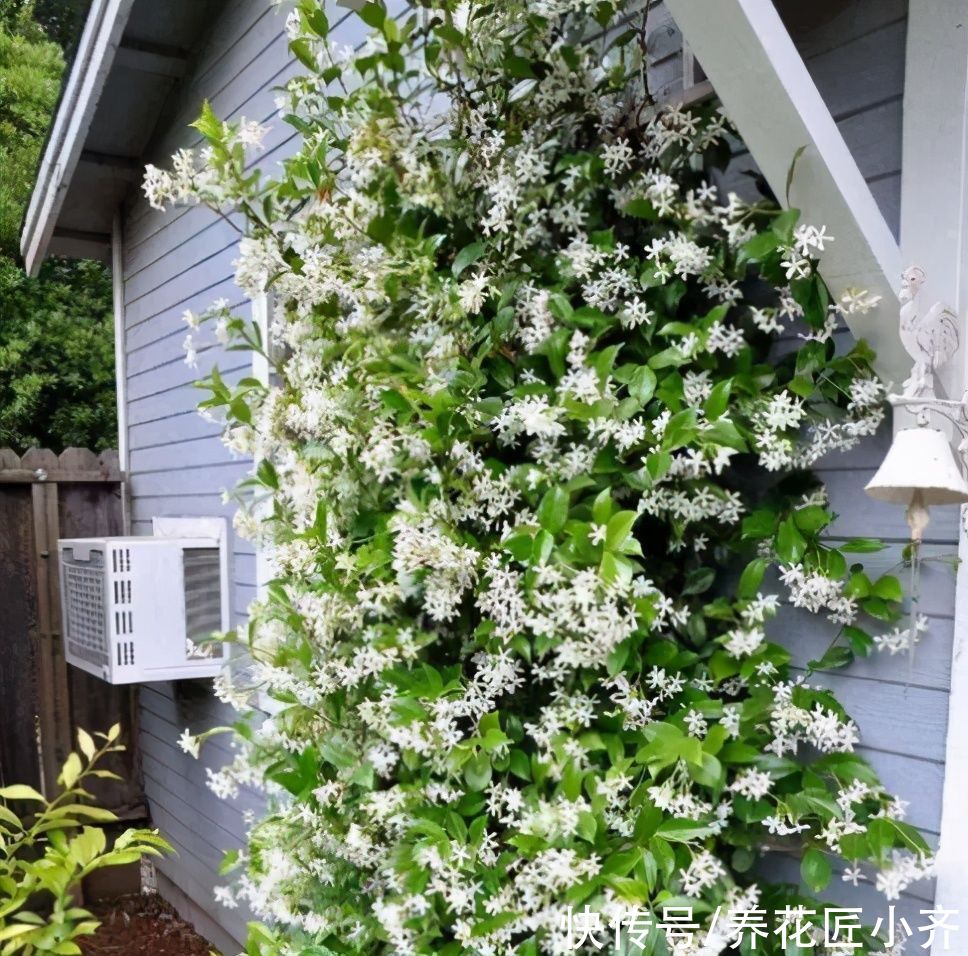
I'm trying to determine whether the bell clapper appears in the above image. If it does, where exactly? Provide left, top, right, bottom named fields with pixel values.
left=905, top=489, right=930, bottom=543
left=906, top=490, right=927, bottom=680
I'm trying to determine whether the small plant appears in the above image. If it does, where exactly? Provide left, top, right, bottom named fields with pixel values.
left=0, top=725, right=170, bottom=955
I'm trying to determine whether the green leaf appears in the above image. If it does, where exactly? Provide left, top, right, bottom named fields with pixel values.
left=655, top=819, right=715, bottom=842
left=772, top=207, right=800, bottom=243
left=624, top=198, right=658, bottom=219
left=703, top=379, right=731, bottom=420
left=76, top=729, right=96, bottom=762
left=776, top=517, right=807, bottom=564
left=605, top=511, right=637, bottom=550
left=801, top=848, right=831, bottom=892
left=841, top=537, right=886, bottom=553
left=452, top=241, right=485, bottom=277
left=687, top=752, right=723, bottom=789
left=627, top=366, right=657, bottom=404
left=190, top=100, right=223, bottom=144
left=463, top=753, right=492, bottom=791
left=576, top=811, right=597, bottom=843
left=682, top=567, right=715, bottom=596
left=785, top=146, right=808, bottom=204
left=59, top=753, right=83, bottom=790
left=844, top=571, right=871, bottom=599
left=843, top=626, right=874, bottom=656
left=807, top=646, right=853, bottom=671
left=537, top=487, right=569, bottom=534
left=290, top=38, right=317, bottom=72
left=872, top=575, right=903, bottom=602
left=358, top=2, right=387, bottom=29
left=793, top=505, right=831, bottom=534
left=508, top=750, right=531, bottom=782
left=738, top=230, right=780, bottom=264
left=738, top=558, right=767, bottom=600
left=0, top=785, right=45, bottom=802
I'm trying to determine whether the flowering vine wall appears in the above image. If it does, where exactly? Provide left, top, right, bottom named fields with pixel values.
left=148, top=1, right=933, bottom=953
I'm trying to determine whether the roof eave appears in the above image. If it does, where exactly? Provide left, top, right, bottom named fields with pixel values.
left=20, top=0, right=136, bottom=276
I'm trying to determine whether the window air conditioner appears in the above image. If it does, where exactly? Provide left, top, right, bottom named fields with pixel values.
left=57, top=519, right=229, bottom=684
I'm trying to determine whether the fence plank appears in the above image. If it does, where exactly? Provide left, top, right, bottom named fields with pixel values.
left=0, top=486, right=41, bottom=790
left=30, top=482, right=72, bottom=796
left=0, top=447, right=122, bottom=483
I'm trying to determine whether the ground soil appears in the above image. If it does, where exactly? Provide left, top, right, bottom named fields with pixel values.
left=79, top=894, right=219, bottom=956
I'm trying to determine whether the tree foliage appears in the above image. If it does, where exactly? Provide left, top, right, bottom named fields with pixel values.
left=0, top=10, right=115, bottom=454
left=0, top=21, right=61, bottom=255
left=0, top=257, right=115, bottom=452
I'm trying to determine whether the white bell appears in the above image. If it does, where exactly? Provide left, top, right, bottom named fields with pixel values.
left=865, top=427, right=968, bottom=540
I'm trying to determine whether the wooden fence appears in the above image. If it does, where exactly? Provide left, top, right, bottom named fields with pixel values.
left=0, top=448, right=143, bottom=815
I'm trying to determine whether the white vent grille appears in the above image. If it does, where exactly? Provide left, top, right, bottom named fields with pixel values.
left=184, top=549, right=224, bottom=659
left=62, top=547, right=108, bottom=667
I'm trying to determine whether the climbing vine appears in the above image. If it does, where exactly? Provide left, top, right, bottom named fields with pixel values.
left=149, top=1, right=932, bottom=953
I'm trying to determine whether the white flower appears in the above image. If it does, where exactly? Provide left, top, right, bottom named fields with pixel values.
left=602, top=137, right=633, bottom=175
left=177, top=729, right=200, bottom=758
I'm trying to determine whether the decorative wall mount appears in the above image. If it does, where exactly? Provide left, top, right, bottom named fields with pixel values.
left=865, top=267, right=968, bottom=541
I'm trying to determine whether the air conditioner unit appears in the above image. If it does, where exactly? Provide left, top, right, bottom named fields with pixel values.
left=57, top=518, right=229, bottom=684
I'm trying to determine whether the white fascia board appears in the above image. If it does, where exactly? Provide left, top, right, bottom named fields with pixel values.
left=664, top=0, right=907, bottom=387
left=903, top=1, right=968, bottom=935
left=20, top=0, right=135, bottom=276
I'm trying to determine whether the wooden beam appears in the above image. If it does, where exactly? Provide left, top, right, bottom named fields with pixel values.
left=0, top=448, right=123, bottom=483
left=52, top=226, right=112, bottom=245
left=902, top=1, right=968, bottom=936
left=664, top=0, right=907, bottom=386
left=112, top=212, right=132, bottom=531
left=79, top=149, right=143, bottom=182
left=115, top=39, right=188, bottom=79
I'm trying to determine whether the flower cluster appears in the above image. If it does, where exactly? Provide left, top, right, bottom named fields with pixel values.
left=148, top=1, right=931, bottom=953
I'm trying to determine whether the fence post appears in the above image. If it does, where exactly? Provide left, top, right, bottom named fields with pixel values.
left=29, top=476, right=73, bottom=796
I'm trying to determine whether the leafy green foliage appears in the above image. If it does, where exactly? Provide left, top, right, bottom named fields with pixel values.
left=0, top=257, right=115, bottom=452
left=0, top=726, right=170, bottom=955
left=0, top=23, right=61, bottom=256
left=152, top=0, right=930, bottom=952
left=0, top=18, right=115, bottom=453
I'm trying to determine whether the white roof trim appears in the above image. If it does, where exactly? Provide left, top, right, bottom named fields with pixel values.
left=20, top=0, right=135, bottom=276
left=664, top=0, right=908, bottom=386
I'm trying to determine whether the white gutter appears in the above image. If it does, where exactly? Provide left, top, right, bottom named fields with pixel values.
left=20, top=0, right=135, bottom=276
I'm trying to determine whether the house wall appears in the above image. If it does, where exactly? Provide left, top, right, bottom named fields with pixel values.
left=119, top=0, right=949, bottom=947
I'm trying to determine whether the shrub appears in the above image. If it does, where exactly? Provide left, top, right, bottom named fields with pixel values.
left=0, top=725, right=170, bottom=955
left=154, top=2, right=930, bottom=952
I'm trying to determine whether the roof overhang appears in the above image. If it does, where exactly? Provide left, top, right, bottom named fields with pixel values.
left=20, top=0, right=221, bottom=274
left=21, top=0, right=135, bottom=274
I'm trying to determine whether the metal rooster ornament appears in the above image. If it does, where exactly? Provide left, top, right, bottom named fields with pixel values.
left=898, top=265, right=959, bottom=400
